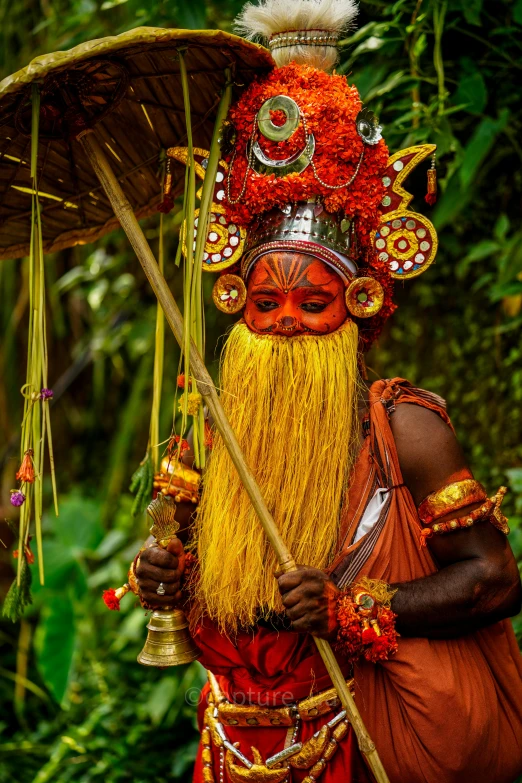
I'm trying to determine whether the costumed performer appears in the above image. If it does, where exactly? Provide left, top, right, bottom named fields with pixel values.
left=130, top=1, right=522, bottom=781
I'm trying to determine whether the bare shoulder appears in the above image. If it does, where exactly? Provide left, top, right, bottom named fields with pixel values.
left=390, top=402, right=470, bottom=506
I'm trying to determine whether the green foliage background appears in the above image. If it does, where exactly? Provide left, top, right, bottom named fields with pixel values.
left=1, top=1, right=521, bottom=781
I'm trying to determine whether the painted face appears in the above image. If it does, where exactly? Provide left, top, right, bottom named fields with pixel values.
left=244, top=252, right=349, bottom=336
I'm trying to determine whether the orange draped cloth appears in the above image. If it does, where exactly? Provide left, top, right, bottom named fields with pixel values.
left=193, top=378, right=522, bottom=783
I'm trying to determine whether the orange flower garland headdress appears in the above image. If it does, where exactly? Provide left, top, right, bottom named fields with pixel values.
left=161, top=0, right=439, bottom=349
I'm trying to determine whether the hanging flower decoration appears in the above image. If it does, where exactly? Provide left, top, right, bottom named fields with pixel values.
left=10, top=490, right=26, bottom=507
left=204, top=419, right=214, bottom=450
left=168, top=434, right=190, bottom=458
left=102, top=584, right=131, bottom=611
left=178, top=392, right=202, bottom=417
left=336, top=578, right=399, bottom=664
left=13, top=540, right=35, bottom=565
left=16, top=449, right=35, bottom=484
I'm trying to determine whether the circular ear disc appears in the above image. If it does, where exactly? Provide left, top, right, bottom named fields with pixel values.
left=212, top=274, right=247, bottom=314
left=345, top=277, right=384, bottom=319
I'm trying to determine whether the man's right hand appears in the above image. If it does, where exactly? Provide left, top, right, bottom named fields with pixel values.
left=135, top=538, right=185, bottom=607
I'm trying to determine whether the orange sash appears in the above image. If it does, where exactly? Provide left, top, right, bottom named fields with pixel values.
left=332, top=378, right=522, bottom=783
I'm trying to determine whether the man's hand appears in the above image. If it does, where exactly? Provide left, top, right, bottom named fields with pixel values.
left=136, top=538, right=185, bottom=607
left=276, top=566, right=340, bottom=640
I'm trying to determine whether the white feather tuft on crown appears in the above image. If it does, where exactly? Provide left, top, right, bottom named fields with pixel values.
left=235, top=0, right=358, bottom=71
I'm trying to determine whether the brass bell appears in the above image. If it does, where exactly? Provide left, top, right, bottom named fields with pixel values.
left=138, top=607, right=200, bottom=667
left=137, top=493, right=200, bottom=668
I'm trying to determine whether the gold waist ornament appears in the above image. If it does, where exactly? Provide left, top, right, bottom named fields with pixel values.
left=200, top=671, right=354, bottom=783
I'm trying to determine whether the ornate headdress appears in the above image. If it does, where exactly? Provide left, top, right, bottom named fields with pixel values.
left=162, top=0, right=438, bottom=349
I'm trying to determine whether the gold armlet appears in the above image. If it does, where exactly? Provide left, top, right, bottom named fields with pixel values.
left=153, top=457, right=201, bottom=504
left=418, top=479, right=487, bottom=524
left=419, top=486, right=509, bottom=546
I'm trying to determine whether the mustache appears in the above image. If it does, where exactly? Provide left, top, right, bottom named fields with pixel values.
left=256, top=321, right=331, bottom=335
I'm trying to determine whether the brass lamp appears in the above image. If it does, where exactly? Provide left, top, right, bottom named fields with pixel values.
left=137, top=493, right=200, bottom=668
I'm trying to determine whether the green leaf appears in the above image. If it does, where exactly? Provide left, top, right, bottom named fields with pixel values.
left=432, top=174, right=472, bottom=231
left=49, top=495, right=104, bottom=552
left=459, top=110, right=509, bottom=190
left=364, top=70, right=406, bottom=102
left=94, top=529, right=128, bottom=559
left=145, top=677, right=178, bottom=725
left=456, top=241, right=500, bottom=279
left=490, top=281, right=522, bottom=302
left=514, top=0, right=522, bottom=25
left=463, top=241, right=501, bottom=263
left=506, top=468, right=522, bottom=494
left=34, top=596, right=75, bottom=705
left=462, top=0, right=483, bottom=26
left=101, top=0, right=128, bottom=9
left=494, top=214, right=510, bottom=242
left=351, top=36, right=386, bottom=58
left=453, top=71, right=487, bottom=115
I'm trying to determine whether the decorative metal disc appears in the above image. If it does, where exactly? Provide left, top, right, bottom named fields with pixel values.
left=250, top=134, right=315, bottom=176
left=257, top=95, right=300, bottom=142
left=373, top=210, right=438, bottom=279
left=345, top=276, right=384, bottom=318
left=355, top=107, right=382, bottom=146
left=212, top=274, right=247, bottom=314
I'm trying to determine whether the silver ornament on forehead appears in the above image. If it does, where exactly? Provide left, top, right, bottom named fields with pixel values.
left=355, top=107, right=383, bottom=146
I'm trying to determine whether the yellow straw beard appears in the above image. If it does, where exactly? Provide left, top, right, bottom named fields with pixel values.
left=190, top=319, right=362, bottom=633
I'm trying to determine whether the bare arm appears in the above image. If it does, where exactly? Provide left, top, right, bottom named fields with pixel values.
left=277, top=403, right=521, bottom=640
left=390, top=403, right=521, bottom=637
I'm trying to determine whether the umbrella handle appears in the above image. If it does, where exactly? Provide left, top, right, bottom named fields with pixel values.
left=78, top=128, right=390, bottom=783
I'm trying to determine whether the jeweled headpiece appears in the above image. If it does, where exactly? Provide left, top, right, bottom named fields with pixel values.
left=162, top=0, right=438, bottom=347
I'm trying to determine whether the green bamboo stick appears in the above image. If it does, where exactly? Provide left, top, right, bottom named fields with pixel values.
left=190, top=68, right=233, bottom=468
left=149, top=214, right=165, bottom=472
left=178, top=49, right=199, bottom=462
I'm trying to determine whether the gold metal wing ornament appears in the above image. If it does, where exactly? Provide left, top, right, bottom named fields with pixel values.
left=373, top=144, right=438, bottom=279
left=166, top=146, right=247, bottom=272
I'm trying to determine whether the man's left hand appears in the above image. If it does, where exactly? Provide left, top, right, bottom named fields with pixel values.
left=276, top=566, right=340, bottom=640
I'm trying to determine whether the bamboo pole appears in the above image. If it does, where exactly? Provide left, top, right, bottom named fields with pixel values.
left=79, top=128, right=389, bottom=783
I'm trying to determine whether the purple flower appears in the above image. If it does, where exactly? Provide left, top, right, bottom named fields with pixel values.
left=10, top=490, right=26, bottom=507
left=40, top=388, right=54, bottom=400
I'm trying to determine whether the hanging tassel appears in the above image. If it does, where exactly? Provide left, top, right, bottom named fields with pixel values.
left=5, top=84, right=59, bottom=620
left=158, top=156, right=174, bottom=214
left=425, top=153, right=437, bottom=206
left=102, top=584, right=131, bottom=611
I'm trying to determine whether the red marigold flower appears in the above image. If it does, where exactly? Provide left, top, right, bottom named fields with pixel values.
left=102, top=588, right=121, bottom=611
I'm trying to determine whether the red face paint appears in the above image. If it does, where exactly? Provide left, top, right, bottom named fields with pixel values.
left=244, top=252, right=349, bottom=336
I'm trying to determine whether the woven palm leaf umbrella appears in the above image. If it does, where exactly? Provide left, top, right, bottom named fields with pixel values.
left=0, top=27, right=388, bottom=783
